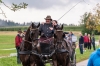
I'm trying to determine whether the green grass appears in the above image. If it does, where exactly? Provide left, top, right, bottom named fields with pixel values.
left=0, top=35, right=16, bottom=56
left=0, top=57, right=50, bottom=66
left=0, top=57, right=20, bottom=66
left=0, top=48, right=98, bottom=66
left=0, top=50, right=16, bottom=56
left=0, top=31, right=99, bottom=66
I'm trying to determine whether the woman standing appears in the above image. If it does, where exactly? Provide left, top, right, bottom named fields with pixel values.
left=88, top=34, right=92, bottom=50
left=79, top=33, right=84, bottom=54
left=91, top=34, right=96, bottom=50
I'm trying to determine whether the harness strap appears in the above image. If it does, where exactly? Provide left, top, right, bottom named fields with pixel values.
left=39, top=37, right=53, bottom=43
left=24, top=38, right=39, bottom=44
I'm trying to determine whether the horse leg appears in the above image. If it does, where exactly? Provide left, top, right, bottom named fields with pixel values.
left=22, top=62, right=28, bottom=66
left=30, top=62, right=35, bottom=66
left=66, top=56, right=71, bottom=66
left=52, top=60, right=57, bottom=66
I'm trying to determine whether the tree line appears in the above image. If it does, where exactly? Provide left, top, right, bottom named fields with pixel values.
left=0, top=19, right=35, bottom=27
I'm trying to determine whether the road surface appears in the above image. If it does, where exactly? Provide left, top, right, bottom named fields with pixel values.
left=76, top=59, right=88, bottom=66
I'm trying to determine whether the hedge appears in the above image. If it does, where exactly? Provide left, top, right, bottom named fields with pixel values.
left=0, top=26, right=82, bottom=31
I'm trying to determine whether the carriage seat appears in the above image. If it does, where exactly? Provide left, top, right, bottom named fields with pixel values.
left=40, top=43, right=53, bottom=55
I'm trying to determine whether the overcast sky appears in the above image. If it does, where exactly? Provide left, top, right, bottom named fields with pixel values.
left=0, top=0, right=100, bottom=24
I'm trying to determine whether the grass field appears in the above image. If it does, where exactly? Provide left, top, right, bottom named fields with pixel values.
left=0, top=31, right=99, bottom=66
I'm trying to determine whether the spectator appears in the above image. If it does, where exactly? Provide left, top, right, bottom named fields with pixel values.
left=15, top=30, right=22, bottom=64
left=83, top=33, right=89, bottom=51
left=99, top=37, right=100, bottom=48
left=88, top=34, right=92, bottom=50
left=79, top=33, right=84, bottom=54
left=22, top=30, right=27, bottom=41
left=87, top=48, right=100, bottom=66
left=91, top=34, right=96, bottom=50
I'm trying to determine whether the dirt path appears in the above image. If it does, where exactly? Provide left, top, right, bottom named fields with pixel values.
left=76, top=59, right=88, bottom=66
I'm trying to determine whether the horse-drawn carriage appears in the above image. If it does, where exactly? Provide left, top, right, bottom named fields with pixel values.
left=19, top=23, right=77, bottom=66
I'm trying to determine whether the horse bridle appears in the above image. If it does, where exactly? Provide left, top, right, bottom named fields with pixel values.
left=24, top=28, right=39, bottom=48
left=54, top=30, right=64, bottom=43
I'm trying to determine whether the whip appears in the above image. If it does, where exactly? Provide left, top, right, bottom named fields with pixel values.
left=57, top=0, right=89, bottom=21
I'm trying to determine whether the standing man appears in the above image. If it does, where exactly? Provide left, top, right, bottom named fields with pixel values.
left=15, top=30, right=22, bottom=64
left=79, top=33, right=84, bottom=54
left=83, top=33, right=89, bottom=52
left=92, top=34, right=96, bottom=50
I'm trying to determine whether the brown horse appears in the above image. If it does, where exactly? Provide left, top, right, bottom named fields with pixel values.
left=54, top=25, right=72, bottom=66
left=19, top=23, right=44, bottom=66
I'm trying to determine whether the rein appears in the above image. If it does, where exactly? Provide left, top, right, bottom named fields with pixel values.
left=39, top=37, right=53, bottom=43
left=24, top=38, right=39, bottom=44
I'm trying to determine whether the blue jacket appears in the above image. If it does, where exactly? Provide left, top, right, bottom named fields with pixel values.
left=87, top=48, right=100, bottom=66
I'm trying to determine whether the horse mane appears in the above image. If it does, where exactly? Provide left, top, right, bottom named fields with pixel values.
left=25, top=23, right=35, bottom=40
left=25, top=27, right=30, bottom=41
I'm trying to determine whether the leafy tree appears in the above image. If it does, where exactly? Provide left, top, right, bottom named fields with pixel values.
left=80, top=12, right=92, bottom=35
left=80, top=3, right=100, bottom=35
left=0, top=0, right=28, bottom=17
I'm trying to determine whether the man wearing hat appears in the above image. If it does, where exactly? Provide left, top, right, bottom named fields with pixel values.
left=39, top=15, right=54, bottom=43
left=15, top=30, right=22, bottom=64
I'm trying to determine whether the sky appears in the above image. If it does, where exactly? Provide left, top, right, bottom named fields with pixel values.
left=0, top=0, right=100, bottom=25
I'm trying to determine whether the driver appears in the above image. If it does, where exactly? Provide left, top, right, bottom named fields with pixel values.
left=39, top=15, right=54, bottom=43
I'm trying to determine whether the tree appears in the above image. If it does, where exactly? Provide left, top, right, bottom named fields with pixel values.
left=79, top=12, right=92, bottom=35
left=0, top=0, right=28, bottom=17
left=86, top=3, right=100, bottom=32
left=80, top=3, right=100, bottom=35
left=93, top=4, right=100, bottom=32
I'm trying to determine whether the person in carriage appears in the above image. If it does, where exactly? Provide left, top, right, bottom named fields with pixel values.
left=39, top=15, right=54, bottom=44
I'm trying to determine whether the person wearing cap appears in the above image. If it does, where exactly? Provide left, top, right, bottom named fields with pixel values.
left=15, top=30, right=22, bottom=64
left=39, top=15, right=54, bottom=43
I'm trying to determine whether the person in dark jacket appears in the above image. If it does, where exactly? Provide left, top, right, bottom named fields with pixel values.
left=79, top=33, right=84, bottom=54
left=87, top=48, right=100, bottom=66
left=15, top=30, right=22, bottom=64
left=39, top=15, right=54, bottom=43
left=91, top=34, right=96, bottom=50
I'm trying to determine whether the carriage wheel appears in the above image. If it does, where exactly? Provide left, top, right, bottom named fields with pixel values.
left=71, top=52, right=76, bottom=66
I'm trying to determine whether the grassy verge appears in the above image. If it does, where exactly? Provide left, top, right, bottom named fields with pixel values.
left=0, top=31, right=99, bottom=66
left=0, top=48, right=99, bottom=66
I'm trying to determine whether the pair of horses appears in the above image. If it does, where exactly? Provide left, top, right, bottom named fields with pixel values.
left=19, top=23, right=72, bottom=66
